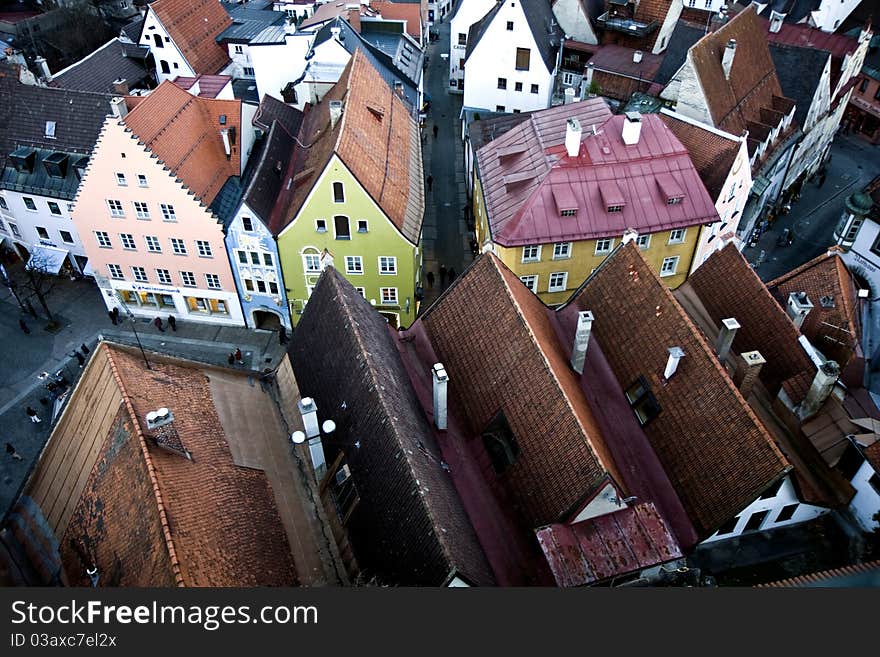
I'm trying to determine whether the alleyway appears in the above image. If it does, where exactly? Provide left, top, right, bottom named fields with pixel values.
left=419, top=16, right=475, bottom=309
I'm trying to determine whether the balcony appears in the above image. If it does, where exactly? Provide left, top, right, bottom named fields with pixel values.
left=596, top=12, right=658, bottom=38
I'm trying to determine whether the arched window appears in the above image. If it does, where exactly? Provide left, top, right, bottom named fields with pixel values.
left=159, top=60, right=170, bottom=74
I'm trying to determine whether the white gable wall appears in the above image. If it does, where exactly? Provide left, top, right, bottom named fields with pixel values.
left=449, top=0, right=498, bottom=93
left=141, top=8, right=195, bottom=83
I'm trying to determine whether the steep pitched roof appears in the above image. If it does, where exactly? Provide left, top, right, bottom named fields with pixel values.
left=420, top=254, right=624, bottom=527
left=150, top=0, right=232, bottom=75
left=467, top=0, right=561, bottom=70
left=685, top=243, right=814, bottom=393
left=243, top=121, right=296, bottom=224
left=464, top=2, right=504, bottom=63
left=477, top=106, right=718, bottom=246
left=122, top=80, right=242, bottom=205
left=767, top=250, right=862, bottom=369
left=769, top=43, right=829, bottom=128
left=468, top=111, right=533, bottom=154
left=171, top=74, right=232, bottom=98
left=763, top=15, right=862, bottom=60
left=688, top=7, right=790, bottom=135
left=253, top=94, right=304, bottom=138
left=271, top=50, right=423, bottom=243
left=50, top=38, right=150, bottom=95
left=570, top=242, right=790, bottom=537
left=652, top=20, right=706, bottom=88
left=659, top=109, right=742, bottom=199
left=289, top=268, right=495, bottom=586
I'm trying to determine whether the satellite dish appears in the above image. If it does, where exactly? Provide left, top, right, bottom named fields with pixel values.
left=291, top=431, right=306, bottom=444
left=322, top=420, right=336, bottom=434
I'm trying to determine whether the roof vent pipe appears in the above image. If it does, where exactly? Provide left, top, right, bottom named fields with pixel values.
left=622, top=111, right=642, bottom=145
left=664, top=347, right=685, bottom=380
left=722, top=39, right=736, bottom=80
left=220, top=129, right=231, bottom=160
left=715, top=318, right=741, bottom=361
left=329, top=100, right=343, bottom=129
left=565, top=118, right=582, bottom=157
left=570, top=310, right=594, bottom=375
left=432, top=363, right=448, bottom=430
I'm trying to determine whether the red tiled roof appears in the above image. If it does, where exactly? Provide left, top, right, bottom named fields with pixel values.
left=570, top=242, right=790, bottom=537
left=762, top=18, right=861, bottom=60
left=171, top=74, right=232, bottom=98
left=689, top=7, right=791, bottom=136
left=587, top=45, right=663, bottom=80
left=477, top=108, right=719, bottom=247
left=767, top=250, right=862, bottom=369
left=123, top=81, right=241, bottom=205
left=756, top=559, right=880, bottom=587
left=150, top=0, right=232, bottom=75
left=536, top=503, right=683, bottom=587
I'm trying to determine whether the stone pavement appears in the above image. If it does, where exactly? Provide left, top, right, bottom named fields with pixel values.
left=419, top=16, right=477, bottom=309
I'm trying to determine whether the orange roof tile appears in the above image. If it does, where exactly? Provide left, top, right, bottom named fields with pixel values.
left=150, top=0, right=232, bottom=75
left=123, top=81, right=241, bottom=205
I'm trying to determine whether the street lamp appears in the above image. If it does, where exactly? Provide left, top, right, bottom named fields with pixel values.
left=113, top=290, right=151, bottom=370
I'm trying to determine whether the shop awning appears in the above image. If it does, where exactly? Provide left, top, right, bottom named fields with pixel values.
left=81, top=259, right=94, bottom=277
left=26, top=245, right=69, bottom=275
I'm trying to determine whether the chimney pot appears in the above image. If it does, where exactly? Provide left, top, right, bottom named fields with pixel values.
left=715, top=317, right=741, bottom=361
left=664, top=346, right=685, bottom=380
left=733, top=350, right=766, bottom=397
left=329, top=100, right=344, bottom=129
left=798, top=360, right=841, bottom=420
left=221, top=128, right=231, bottom=160
left=112, top=78, right=129, bottom=95
left=432, top=363, right=448, bottom=430
left=35, top=55, right=51, bottom=81
left=786, top=291, right=813, bottom=329
left=570, top=310, right=594, bottom=374
left=622, top=112, right=642, bottom=145
left=633, top=50, right=643, bottom=64
left=722, top=39, right=737, bottom=80
left=564, top=87, right=576, bottom=104
left=110, top=96, right=129, bottom=119
left=565, top=118, right=582, bottom=158
left=298, top=397, right=320, bottom=438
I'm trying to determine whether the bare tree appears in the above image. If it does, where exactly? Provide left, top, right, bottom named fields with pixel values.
left=9, top=251, right=60, bottom=326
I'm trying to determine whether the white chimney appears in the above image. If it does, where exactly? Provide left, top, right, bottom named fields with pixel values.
left=110, top=96, right=128, bottom=119
left=329, top=100, right=343, bottom=129
left=432, top=363, right=448, bottom=430
left=722, top=39, right=737, bottom=80
left=298, top=397, right=320, bottom=438
left=35, top=56, right=51, bottom=81
left=786, top=292, right=813, bottom=329
left=565, top=118, right=582, bottom=158
left=769, top=11, right=785, bottom=34
left=715, top=317, right=741, bottom=361
left=633, top=50, right=643, bottom=64
left=798, top=361, right=841, bottom=421
left=622, top=111, right=642, bottom=145
left=622, top=228, right=638, bottom=244
left=664, top=347, right=685, bottom=380
left=189, top=79, right=201, bottom=97
left=570, top=310, right=594, bottom=375
left=564, top=87, right=576, bottom=105
left=221, top=128, right=231, bottom=159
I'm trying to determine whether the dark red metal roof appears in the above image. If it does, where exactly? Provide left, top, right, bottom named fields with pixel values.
left=536, top=503, right=683, bottom=587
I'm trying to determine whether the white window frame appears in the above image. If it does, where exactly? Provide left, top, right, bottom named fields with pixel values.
left=156, top=268, right=172, bottom=285
left=47, top=201, right=61, bottom=216
left=636, top=234, right=651, bottom=250
left=160, top=203, right=176, bottom=222
left=668, top=228, right=686, bottom=244
left=660, top=256, right=679, bottom=277
left=116, top=172, right=127, bottom=186
left=120, top=233, right=136, bottom=250
left=196, top=240, right=213, bottom=258
left=133, top=201, right=150, bottom=220
left=137, top=174, right=148, bottom=187
left=345, top=255, right=364, bottom=275
left=35, top=226, right=49, bottom=240
left=595, top=238, right=614, bottom=255
left=108, top=264, right=123, bottom=280
left=302, top=252, right=321, bottom=273
left=552, top=242, right=572, bottom=260
left=145, top=235, right=161, bottom=253
left=548, top=271, right=568, bottom=293
left=132, top=266, right=148, bottom=282
left=378, top=256, right=397, bottom=275
left=521, top=245, right=541, bottom=263
left=95, top=231, right=112, bottom=248
left=59, top=230, right=74, bottom=244
left=520, top=275, right=538, bottom=293
left=171, top=238, right=187, bottom=255
left=380, top=287, right=398, bottom=305
left=107, top=199, right=124, bottom=217
left=205, top=273, right=221, bottom=290
left=180, top=271, right=196, bottom=287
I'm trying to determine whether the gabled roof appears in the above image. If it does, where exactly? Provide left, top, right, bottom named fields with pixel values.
left=652, top=20, right=706, bottom=89
left=570, top=242, right=790, bottom=537
left=289, top=267, right=495, bottom=586
left=587, top=45, right=663, bottom=80
left=149, top=0, right=233, bottom=75
left=762, top=14, right=862, bottom=60
left=468, top=111, right=533, bottom=154
left=684, top=243, right=814, bottom=393
left=121, top=16, right=145, bottom=43
left=253, top=94, right=304, bottom=138
left=769, top=43, right=829, bottom=128
left=688, top=7, right=791, bottom=135
left=658, top=109, right=742, bottom=199
left=271, top=50, right=423, bottom=243
left=243, top=121, right=296, bottom=225
left=755, top=0, right=820, bottom=25
left=767, top=250, right=862, bottom=369
left=50, top=38, right=150, bottom=95
left=464, top=2, right=503, bottom=63
left=477, top=106, right=719, bottom=246
left=218, top=1, right=285, bottom=43
left=171, top=74, right=232, bottom=98
left=0, top=77, right=111, bottom=169
left=122, top=81, right=242, bottom=205
left=466, top=0, right=561, bottom=70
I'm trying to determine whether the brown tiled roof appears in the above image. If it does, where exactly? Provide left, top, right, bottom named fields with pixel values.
left=123, top=81, right=242, bottom=205
left=289, top=268, right=495, bottom=586
left=685, top=243, right=814, bottom=394
left=659, top=110, right=742, bottom=199
left=272, top=50, right=423, bottom=243
left=570, top=242, right=790, bottom=537
left=767, top=250, right=862, bottom=368
left=688, top=7, right=791, bottom=135
left=420, top=254, right=624, bottom=528
left=756, top=559, right=880, bottom=587
left=150, top=0, right=232, bottom=75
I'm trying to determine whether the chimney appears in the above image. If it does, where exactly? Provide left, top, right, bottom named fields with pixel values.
left=393, top=80, right=404, bottom=99
left=564, top=87, right=576, bottom=105
left=664, top=347, right=685, bottom=380
left=570, top=310, right=594, bottom=375
left=220, top=129, right=231, bottom=160
left=798, top=361, right=841, bottom=420
left=722, top=39, right=736, bottom=80
left=432, top=363, right=448, bottom=430
left=35, top=56, right=51, bottom=81
left=715, top=317, right=741, bottom=361
left=786, top=292, right=813, bottom=329
left=769, top=12, right=785, bottom=34
left=733, top=351, right=766, bottom=398
left=621, top=228, right=638, bottom=244
left=110, top=96, right=129, bottom=119
left=583, top=62, right=594, bottom=97
left=112, top=78, right=129, bottom=95
left=622, top=111, right=642, bottom=145
left=633, top=50, right=643, bottom=64
left=329, top=100, right=343, bottom=129
left=565, top=118, right=582, bottom=158
left=298, top=397, right=320, bottom=438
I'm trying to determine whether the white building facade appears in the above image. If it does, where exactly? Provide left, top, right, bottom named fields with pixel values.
left=448, top=0, right=498, bottom=94
left=139, top=7, right=195, bottom=83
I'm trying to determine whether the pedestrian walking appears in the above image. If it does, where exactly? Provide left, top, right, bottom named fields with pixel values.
left=433, top=124, right=438, bottom=139
left=75, top=351, right=85, bottom=367
left=26, top=406, right=41, bottom=423
left=112, top=307, right=121, bottom=324
left=448, top=267, right=457, bottom=283
left=154, top=316, right=165, bottom=332
left=426, top=271, right=435, bottom=288
left=279, top=325, right=288, bottom=345
left=427, top=175, right=433, bottom=192
left=227, top=353, right=235, bottom=366
left=18, top=318, right=30, bottom=334
left=167, top=315, right=177, bottom=331
left=439, top=264, right=447, bottom=287
left=234, top=348, right=243, bottom=364
left=6, top=442, right=23, bottom=461
left=108, top=310, right=117, bottom=325
left=80, top=343, right=90, bottom=355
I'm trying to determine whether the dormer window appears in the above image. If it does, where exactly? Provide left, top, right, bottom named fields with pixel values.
left=667, top=196, right=683, bottom=205
left=561, top=209, right=577, bottom=217
left=600, top=180, right=625, bottom=214
left=607, top=205, right=623, bottom=213
left=625, top=376, right=661, bottom=425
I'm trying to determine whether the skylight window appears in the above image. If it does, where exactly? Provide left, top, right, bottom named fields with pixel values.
left=45, top=121, right=56, bottom=139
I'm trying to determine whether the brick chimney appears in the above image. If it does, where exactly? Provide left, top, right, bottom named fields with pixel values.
left=715, top=317, right=741, bottom=361
left=797, top=361, right=840, bottom=421
left=786, top=292, right=813, bottom=329
left=112, top=78, right=129, bottom=95
left=570, top=310, right=594, bottom=375
left=733, top=351, right=765, bottom=397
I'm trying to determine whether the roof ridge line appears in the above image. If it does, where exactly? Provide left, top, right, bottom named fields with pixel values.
left=102, top=343, right=186, bottom=587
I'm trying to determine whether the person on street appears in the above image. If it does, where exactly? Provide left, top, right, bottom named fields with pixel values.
left=439, top=264, right=447, bottom=287
left=279, top=325, right=288, bottom=345
left=75, top=351, right=85, bottom=367
left=108, top=310, right=117, bottom=325
left=168, top=315, right=177, bottom=331
left=448, top=267, right=457, bottom=283
left=228, top=353, right=236, bottom=366
left=234, top=348, right=243, bottom=364
left=6, top=442, right=23, bottom=461
left=154, top=316, right=165, bottom=332
left=427, top=175, right=433, bottom=192
left=80, top=343, right=90, bottom=355
left=19, top=318, right=30, bottom=334
left=433, top=124, right=438, bottom=139
left=26, top=406, right=41, bottom=423
left=426, top=271, right=435, bottom=288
